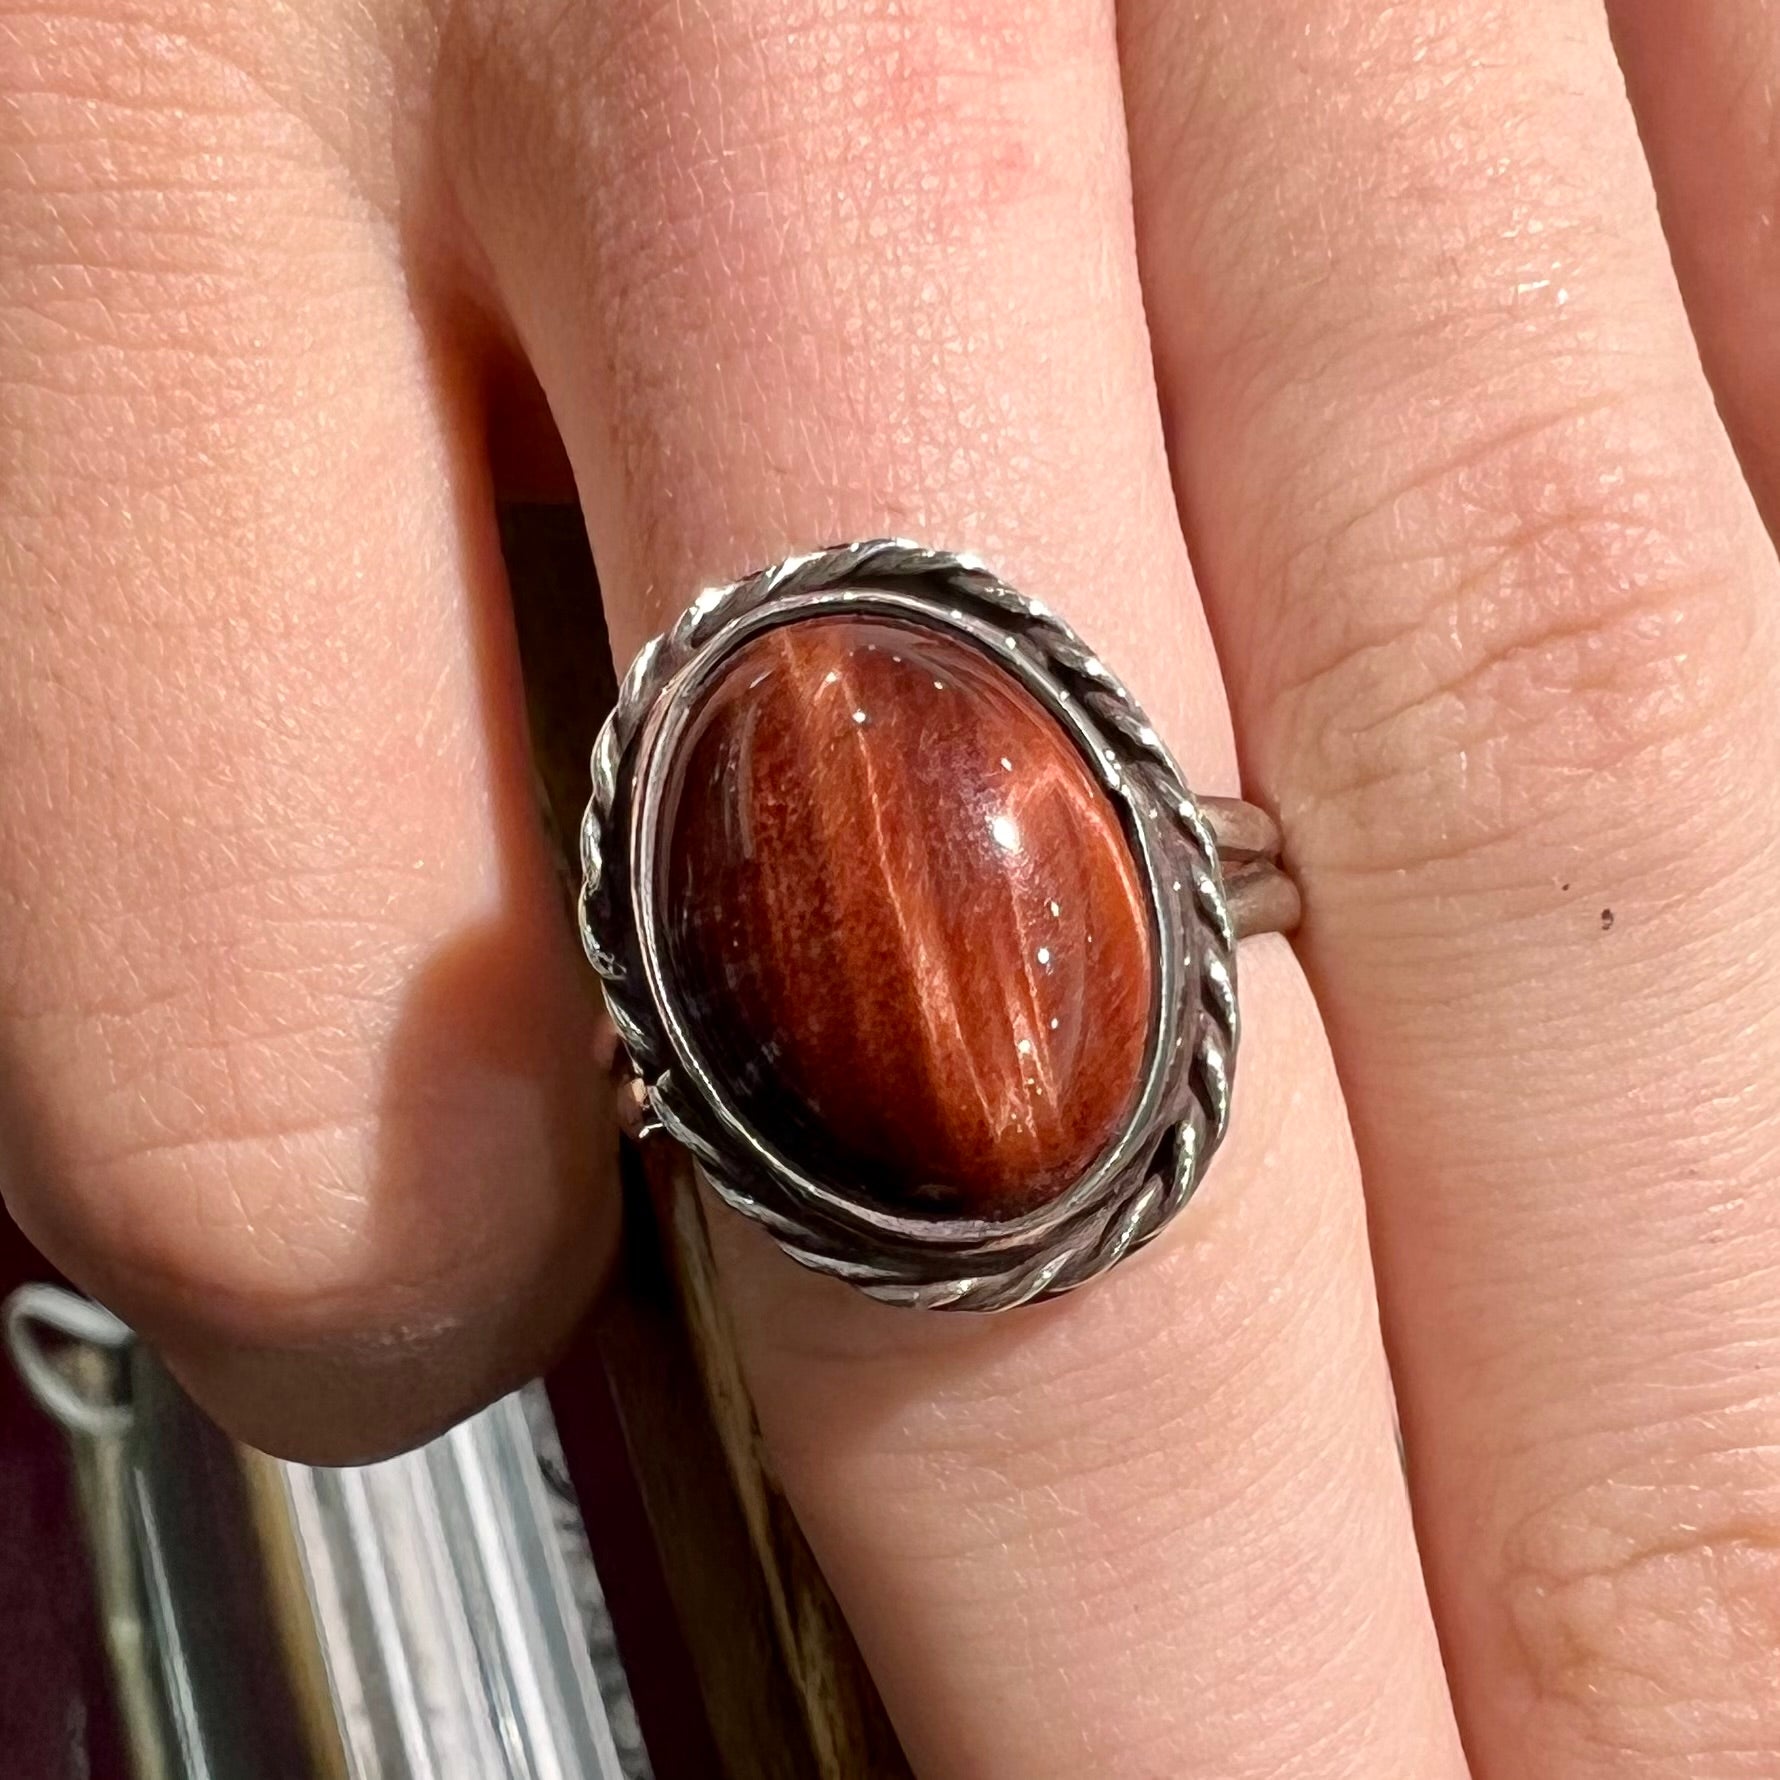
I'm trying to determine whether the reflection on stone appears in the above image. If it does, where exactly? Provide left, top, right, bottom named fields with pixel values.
left=661, top=615, right=1153, bottom=1218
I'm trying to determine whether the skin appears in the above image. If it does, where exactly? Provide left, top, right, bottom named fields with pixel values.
left=3, top=0, right=1780, bottom=1772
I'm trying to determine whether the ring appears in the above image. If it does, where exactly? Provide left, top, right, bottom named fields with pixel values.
left=579, top=541, right=1299, bottom=1310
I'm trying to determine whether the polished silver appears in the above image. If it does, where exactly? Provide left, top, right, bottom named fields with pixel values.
left=4, top=1284, right=640, bottom=1780
left=579, top=539, right=1295, bottom=1311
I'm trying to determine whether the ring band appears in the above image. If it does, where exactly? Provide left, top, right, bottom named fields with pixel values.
left=579, top=541, right=1298, bottom=1310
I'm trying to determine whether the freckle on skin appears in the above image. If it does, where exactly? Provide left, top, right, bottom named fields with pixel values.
left=1600, top=908, right=1615, bottom=932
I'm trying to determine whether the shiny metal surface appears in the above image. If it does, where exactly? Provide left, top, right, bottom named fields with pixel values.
left=5, top=1284, right=641, bottom=1780
left=276, top=1392, right=628, bottom=1780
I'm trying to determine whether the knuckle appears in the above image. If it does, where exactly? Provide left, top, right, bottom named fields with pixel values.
left=1, top=4, right=399, bottom=341
left=3, top=5, right=327, bottom=187
left=1, top=882, right=600, bottom=1351
left=60, top=1118, right=389, bottom=1329
left=0, top=10, right=407, bottom=516
left=451, top=0, right=1106, bottom=285
left=1267, top=392, right=1768, bottom=879
left=23, top=1025, right=403, bottom=1340
left=1500, top=1440, right=1780, bottom=1765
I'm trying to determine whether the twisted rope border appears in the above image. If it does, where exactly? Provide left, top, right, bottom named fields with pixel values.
left=579, top=541, right=1237, bottom=1310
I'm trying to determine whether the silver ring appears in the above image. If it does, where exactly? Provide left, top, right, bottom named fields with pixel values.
left=579, top=540, right=1298, bottom=1310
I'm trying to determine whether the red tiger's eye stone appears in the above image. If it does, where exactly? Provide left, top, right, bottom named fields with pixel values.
left=659, top=616, right=1153, bottom=1218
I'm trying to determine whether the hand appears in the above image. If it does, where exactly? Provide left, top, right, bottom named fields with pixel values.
left=5, top=2, right=1778, bottom=1773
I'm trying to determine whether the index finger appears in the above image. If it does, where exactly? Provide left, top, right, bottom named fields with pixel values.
left=0, top=4, right=615, bottom=1459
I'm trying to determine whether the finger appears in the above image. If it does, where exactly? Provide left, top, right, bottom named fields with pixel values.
left=442, top=3, right=1465, bottom=1773
left=1122, top=1, right=1780, bottom=1773
left=0, top=6, right=613, bottom=1462
left=1608, top=1, right=1780, bottom=539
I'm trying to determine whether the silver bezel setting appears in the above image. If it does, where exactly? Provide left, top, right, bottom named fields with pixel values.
left=579, top=541, right=1237, bottom=1310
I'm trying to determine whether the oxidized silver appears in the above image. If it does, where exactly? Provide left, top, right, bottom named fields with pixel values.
left=579, top=540, right=1287, bottom=1311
